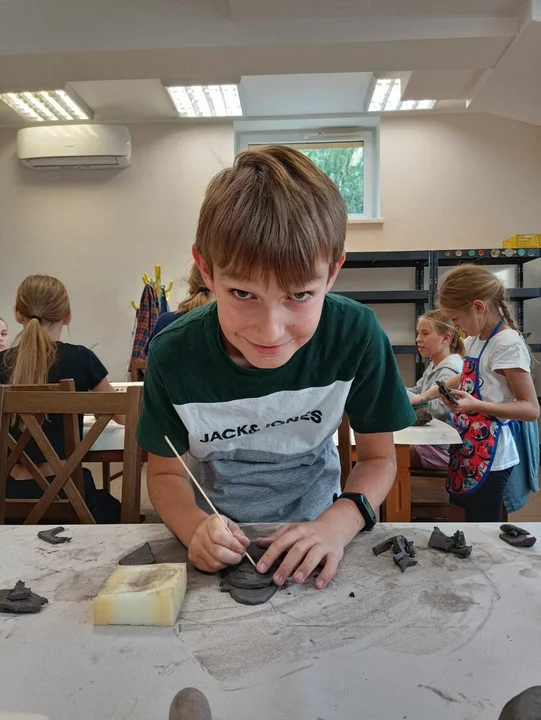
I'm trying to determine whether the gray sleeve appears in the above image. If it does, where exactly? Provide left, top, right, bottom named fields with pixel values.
left=426, top=363, right=461, bottom=423
left=406, top=378, right=424, bottom=396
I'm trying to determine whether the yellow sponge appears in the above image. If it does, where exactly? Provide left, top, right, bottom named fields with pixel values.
left=93, top=563, right=187, bottom=627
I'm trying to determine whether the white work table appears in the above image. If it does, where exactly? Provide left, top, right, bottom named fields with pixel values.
left=83, top=416, right=460, bottom=522
left=1, top=522, right=540, bottom=720
left=84, top=415, right=460, bottom=453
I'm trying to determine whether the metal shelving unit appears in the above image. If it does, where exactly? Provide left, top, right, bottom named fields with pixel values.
left=338, top=251, right=430, bottom=379
left=336, top=248, right=541, bottom=378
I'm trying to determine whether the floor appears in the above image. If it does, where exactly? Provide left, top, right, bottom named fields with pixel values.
left=87, top=462, right=541, bottom=524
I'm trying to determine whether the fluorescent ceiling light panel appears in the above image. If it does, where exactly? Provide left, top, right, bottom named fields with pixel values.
left=0, top=90, right=90, bottom=122
left=165, top=84, right=243, bottom=117
left=368, top=78, right=436, bottom=112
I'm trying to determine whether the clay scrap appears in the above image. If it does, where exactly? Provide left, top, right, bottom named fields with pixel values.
left=499, top=524, right=537, bottom=548
left=220, top=543, right=282, bottom=606
left=436, top=379, right=459, bottom=405
left=413, top=407, right=433, bottom=427
left=372, top=535, right=418, bottom=572
left=37, top=526, right=71, bottom=545
left=119, top=542, right=156, bottom=565
left=428, top=527, right=472, bottom=558
left=0, top=581, right=48, bottom=614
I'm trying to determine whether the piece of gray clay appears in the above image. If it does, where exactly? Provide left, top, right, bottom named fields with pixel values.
left=498, top=686, right=541, bottom=720
left=413, top=407, right=433, bottom=426
left=220, top=542, right=282, bottom=606
left=499, top=524, right=537, bottom=548
left=37, top=526, right=71, bottom=545
left=220, top=580, right=279, bottom=606
left=169, top=687, right=212, bottom=720
left=372, top=535, right=417, bottom=573
left=0, top=581, right=48, bottom=614
left=428, top=526, right=472, bottom=558
left=119, top=542, right=156, bottom=565
left=501, top=524, right=531, bottom=536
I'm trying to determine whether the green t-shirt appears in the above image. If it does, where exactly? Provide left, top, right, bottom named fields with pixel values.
left=137, top=294, right=415, bottom=523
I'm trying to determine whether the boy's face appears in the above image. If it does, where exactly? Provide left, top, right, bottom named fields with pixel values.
left=196, top=253, right=345, bottom=369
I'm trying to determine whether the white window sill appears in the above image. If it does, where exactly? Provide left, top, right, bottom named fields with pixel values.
left=347, top=217, right=384, bottom=226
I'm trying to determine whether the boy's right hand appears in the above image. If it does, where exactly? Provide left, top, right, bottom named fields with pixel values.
left=188, top=515, right=250, bottom=573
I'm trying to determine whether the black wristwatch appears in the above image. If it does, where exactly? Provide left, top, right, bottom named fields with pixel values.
left=333, top=492, right=376, bottom=532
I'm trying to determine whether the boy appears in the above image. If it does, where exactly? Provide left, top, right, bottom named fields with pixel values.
left=137, top=145, right=415, bottom=590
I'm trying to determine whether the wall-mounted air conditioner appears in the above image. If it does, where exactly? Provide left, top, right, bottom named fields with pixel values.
left=17, top=124, right=131, bottom=170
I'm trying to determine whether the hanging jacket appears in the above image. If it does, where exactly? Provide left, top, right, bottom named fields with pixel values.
left=130, top=283, right=159, bottom=365
left=159, top=285, right=170, bottom=316
left=503, top=421, right=540, bottom=513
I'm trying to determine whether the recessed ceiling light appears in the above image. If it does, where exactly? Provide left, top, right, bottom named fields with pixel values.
left=368, top=78, right=436, bottom=112
left=165, top=84, right=243, bottom=118
left=0, top=89, right=90, bottom=122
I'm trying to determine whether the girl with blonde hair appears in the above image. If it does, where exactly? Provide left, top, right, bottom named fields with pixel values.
left=0, top=274, right=122, bottom=522
left=150, top=263, right=213, bottom=341
left=407, top=309, right=465, bottom=469
left=412, top=264, right=539, bottom=521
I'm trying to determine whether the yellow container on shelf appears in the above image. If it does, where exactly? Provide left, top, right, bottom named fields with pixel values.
left=503, top=234, right=541, bottom=248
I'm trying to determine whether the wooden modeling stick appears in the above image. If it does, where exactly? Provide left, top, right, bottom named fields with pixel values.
left=164, top=436, right=258, bottom=569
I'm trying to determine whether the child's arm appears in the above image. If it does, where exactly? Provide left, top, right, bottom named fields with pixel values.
left=92, top=377, right=125, bottom=426
left=256, top=431, right=396, bottom=589
left=411, top=373, right=461, bottom=405
left=147, top=453, right=250, bottom=571
left=450, top=368, right=540, bottom=421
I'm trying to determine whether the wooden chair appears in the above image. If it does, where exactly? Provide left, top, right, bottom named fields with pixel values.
left=0, top=379, right=83, bottom=522
left=130, top=359, right=147, bottom=382
left=410, top=467, right=508, bottom=523
left=0, top=385, right=143, bottom=524
left=410, top=469, right=450, bottom=521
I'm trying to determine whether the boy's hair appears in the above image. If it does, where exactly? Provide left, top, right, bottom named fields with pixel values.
left=195, top=145, right=347, bottom=290
left=419, top=309, right=465, bottom=357
left=4, top=274, right=70, bottom=386
left=177, top=264, right=210, bottom=314
left=437, top=264, right=520, bottom=333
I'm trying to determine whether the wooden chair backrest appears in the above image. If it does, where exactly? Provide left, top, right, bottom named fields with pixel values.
left=0, top=385, right=143, bottom=524
left=130, top=359, right=147, bottom=382
left=0, top=379, right=84, bottom=523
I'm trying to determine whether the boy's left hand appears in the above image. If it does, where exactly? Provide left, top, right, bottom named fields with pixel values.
left=255, top=518, right=345, bottom=590
left=441, top=389, right=481, bottom=413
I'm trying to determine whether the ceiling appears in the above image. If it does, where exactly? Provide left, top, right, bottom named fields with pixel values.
left=0, top=0, right=540, bottom=127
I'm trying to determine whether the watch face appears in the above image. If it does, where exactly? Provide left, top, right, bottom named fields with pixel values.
left=360, top=494, right=377, bottom=523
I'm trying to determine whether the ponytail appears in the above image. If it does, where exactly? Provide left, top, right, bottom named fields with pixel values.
left=450, top=333, right=466, bottom=357
left=498, top=297, right=520, bottom=333
left=177, top=264, right=211, bottom=314
left=5, top=318, right=57, bottom=385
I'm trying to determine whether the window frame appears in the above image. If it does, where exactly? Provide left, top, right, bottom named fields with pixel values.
left=236, top=128, right=379, bottom=221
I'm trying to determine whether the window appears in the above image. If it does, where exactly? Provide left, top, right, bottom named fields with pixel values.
left=291, top=142, right=364, bottom=216
left=236, top=128, right=379, bottom=220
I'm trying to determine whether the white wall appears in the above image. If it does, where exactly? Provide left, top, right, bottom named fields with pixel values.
left=0, top=122, right=234, bottom=379
left=347, top=113, right=541, bottom=251
left=0, top=113, right=539, bottom=382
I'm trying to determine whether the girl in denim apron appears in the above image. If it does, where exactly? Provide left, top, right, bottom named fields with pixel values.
left=411, top=264, right=539, bottom=522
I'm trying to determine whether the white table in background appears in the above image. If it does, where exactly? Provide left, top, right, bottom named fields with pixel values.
left=1, top=522, right=540, bottom=720
left=83, top=416, right=460, bottom=521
